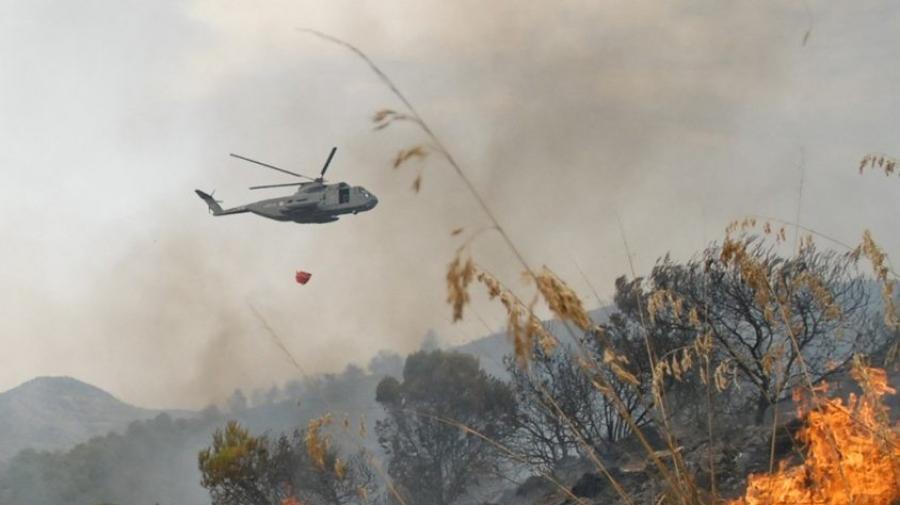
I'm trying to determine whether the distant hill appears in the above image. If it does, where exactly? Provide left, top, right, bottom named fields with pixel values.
left=0, top=307, right=614, bottom=464
left=0, top=372, right=386, bottom=505
left=0, top=376, right=165, bottom=461
left=0, top=308, right=616, bottom=504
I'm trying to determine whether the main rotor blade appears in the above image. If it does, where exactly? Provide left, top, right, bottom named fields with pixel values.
left=320, top=147, right=337, bottom=178
left=230, top=153, right=317, bottom=181
left=249, top=182, right=305, bottom=190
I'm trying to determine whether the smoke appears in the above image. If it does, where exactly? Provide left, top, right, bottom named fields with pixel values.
left=1, top=1, right=899, bottom=408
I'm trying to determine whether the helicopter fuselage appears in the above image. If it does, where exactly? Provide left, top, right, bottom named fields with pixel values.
left=196, top=181, right=377, bottom=224
left=247, top=182, right=378, bottom=223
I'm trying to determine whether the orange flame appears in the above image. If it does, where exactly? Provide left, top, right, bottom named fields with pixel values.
left=281, top=497, right=304, bottom=505
left=729, top=367, right=899, bottom=505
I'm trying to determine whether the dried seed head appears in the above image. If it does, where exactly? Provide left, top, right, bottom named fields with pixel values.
left=859, top=231, right=898, bottom=329
left=859, top=153, right=899, bottom=176
left=393, top=145, right=428, bottom=169
left=473, top=270, right=559, bottom=367
left=796, top=271, right=842, bottom=322
left=714, top=361, right=733, bottom=392
left=688, top=307, right=701, bottom=327
left=720, top=236, right=774, bottom=319
left=533, top=266, right=591, bottom=330
left=372, top=109, right=396, bottom=123
left=526, top=312, right=556, bottom=354
left=446, top=251, right=477, bottom=322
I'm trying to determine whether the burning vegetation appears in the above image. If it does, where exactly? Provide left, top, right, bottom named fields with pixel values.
left=730, top=364, right=898, bottom=505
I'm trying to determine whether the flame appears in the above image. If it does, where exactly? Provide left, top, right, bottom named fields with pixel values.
left=729, top=367, right=899, bottom=505
left=280, top=498, right=303, bottom=505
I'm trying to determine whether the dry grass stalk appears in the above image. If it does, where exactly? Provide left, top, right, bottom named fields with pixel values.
left=307, top=29, right=533, bottom=272
left=853, top=230, right=898, bottom=329
left=447, top=248, right=558, bottom=365
left=859, top=153, right=898, bottom=176
left=477, top=270, right=556, bottom=365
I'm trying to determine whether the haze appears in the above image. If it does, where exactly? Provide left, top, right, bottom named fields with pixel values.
left=1, top=0, right=898, bottom=409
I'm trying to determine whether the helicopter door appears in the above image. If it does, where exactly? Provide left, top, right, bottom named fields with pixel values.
left=339, top=187, right=350, bottom=204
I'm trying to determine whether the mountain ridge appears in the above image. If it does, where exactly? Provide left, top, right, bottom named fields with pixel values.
left=0, top=376, right=166, bottom=461
left=0, top=305, right=613, bottom=464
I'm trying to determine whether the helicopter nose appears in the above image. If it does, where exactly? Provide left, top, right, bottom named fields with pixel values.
left=370, top=195, right=379, bottom=209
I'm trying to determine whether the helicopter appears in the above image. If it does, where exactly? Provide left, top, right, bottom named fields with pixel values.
left=195, top=147, right=378, bottom=224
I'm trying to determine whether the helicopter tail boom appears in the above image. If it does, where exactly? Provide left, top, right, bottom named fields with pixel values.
left=195, top=190, right=248, bottom=216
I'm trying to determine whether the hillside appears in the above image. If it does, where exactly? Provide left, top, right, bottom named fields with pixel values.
left=0, top=308, right=610, bottom=465
left=0, top=376, right=162, bottom=461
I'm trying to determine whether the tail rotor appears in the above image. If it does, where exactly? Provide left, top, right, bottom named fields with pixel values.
left=195, top=189, right=225, bottom=215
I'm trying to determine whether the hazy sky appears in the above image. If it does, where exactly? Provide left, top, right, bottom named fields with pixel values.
left=1, top=1, right=898, bottom=409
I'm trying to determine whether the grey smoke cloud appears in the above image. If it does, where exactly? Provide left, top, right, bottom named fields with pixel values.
left=1, top=0, right=898, bottom=408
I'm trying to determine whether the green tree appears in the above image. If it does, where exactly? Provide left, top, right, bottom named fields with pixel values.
left=375, top=350, right=516, bottom=505
left=198, top=421, right=376, bottom=505
left=198, top=421, right=289, bottom=505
